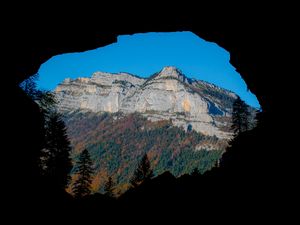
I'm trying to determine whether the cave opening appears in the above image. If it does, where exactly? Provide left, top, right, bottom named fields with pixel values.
left=20, top=31, right=260, bottom=197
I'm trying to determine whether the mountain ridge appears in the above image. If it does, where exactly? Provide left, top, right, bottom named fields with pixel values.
left=55, top=66, right=237, bottom=139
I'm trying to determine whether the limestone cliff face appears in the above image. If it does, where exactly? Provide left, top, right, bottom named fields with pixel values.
left=54, top=72, right=145, bottom=112
left=54, top=66, right=237, bottom=138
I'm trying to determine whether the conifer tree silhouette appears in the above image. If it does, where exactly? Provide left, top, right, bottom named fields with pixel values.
left=40, top=112, right=72, bottom=190
left=130, top=154, right=153, bottom=188
left=72, top=149, right=94, bottom=198
left=104, top=176, right=115, bottom=197
left=231, top=96, right=250, bottom=135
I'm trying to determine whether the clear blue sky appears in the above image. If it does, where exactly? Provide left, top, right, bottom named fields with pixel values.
left=37, top=31, right=260, bottom=108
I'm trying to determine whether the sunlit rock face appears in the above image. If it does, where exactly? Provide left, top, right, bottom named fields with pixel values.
left=54, top=66, right=237, bottom=138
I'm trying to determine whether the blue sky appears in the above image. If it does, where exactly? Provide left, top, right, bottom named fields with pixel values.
left=37, top=31, right=260, bottom=108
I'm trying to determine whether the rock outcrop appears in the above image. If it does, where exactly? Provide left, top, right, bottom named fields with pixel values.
left=54, top=66, right=237, bottom=138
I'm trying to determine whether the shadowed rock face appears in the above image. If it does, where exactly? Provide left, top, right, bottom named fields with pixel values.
left=55, top=66, right=237, bottom=138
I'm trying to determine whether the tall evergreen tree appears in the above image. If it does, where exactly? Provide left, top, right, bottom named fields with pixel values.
left=40, top=112, right=72, bottom=189
left=130, top=154, right=153, bottom=188
left=104, top=176, right=115, bottom=197
left=231, top=96, right=250, bottom=135
left=72, top=149, right=94, bottom=198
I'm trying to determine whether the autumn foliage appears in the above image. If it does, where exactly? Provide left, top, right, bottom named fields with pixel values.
left=64, top=111, right=225, bottom=195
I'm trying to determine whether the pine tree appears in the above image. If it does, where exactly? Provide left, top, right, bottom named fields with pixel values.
left=72, top=149, right=94, bottom=198
left=130, top=154, right=153, bottom=188
left=104, top=176, right=115, bottom=197
left=40, top=112, right=72, bottom=189
left=231, top=96, right=250, bottom=135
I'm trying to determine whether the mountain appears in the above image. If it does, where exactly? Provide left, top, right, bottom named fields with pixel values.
left=55, top=66, right=237, bottom=139
left=54, top=66, right=238, bottom=195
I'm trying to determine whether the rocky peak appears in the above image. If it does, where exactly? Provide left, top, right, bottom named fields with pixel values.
left=160, top=66, right=181, bottom=77
left=154, top=66, right=192, bottom=84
